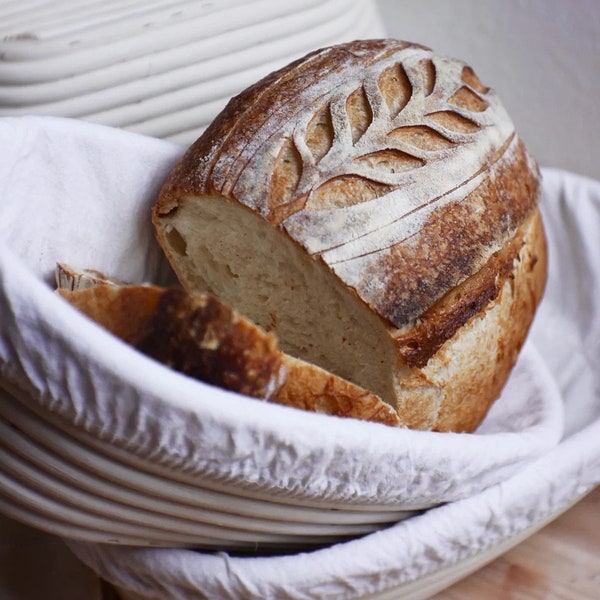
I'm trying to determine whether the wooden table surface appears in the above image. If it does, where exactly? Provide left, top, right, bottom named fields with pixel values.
left=431, top=485, right=600, bottom=599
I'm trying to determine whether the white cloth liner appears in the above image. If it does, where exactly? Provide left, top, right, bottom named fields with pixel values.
left=0, top=116, right=597, bottom=597
left=0, top=116, right=564, bottom=510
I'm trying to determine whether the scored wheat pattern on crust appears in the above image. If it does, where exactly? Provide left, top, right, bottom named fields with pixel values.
left=263, top=46, right=515, bottom=260
left=195, top=41, right=528, bottom=328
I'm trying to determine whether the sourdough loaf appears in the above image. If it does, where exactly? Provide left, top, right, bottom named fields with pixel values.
left=152, top=39, right=547, bottom=432
left=57, top=268, right=400, bottom=427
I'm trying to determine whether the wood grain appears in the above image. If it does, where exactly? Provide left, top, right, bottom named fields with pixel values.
left=432, top=486, right=600, bottom=599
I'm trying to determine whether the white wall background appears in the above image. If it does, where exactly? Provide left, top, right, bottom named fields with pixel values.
left=377, top=0, right=600, bottom=181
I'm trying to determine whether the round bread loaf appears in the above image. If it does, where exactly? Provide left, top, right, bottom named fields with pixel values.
left=152, top=39, right=547, bottom=432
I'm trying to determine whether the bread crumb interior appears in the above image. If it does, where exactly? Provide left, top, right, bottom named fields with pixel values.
left=162, top=195, right=398, bottom=407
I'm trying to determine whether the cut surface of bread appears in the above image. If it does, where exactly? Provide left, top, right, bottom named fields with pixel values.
left=152, top=39, right=546, bottom=432
left=57, top=275, right=400, bottom=427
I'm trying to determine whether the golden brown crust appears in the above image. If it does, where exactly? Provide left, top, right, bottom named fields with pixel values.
left=135, top=289, right=283, bottom=398
left=394, top=208, right=547, bottom=432
left=393, top=189, right=540, bottom=369
left=59, top=285, right=283, bottom=399
left=57, top=285, right=163, bottom=345
left=275, top=355, right=400, bottom=426
left=434, top=209, right=547, bottom=432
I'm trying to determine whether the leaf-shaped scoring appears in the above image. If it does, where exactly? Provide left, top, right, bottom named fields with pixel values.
left=271, top=138, right=302, bottom=204
left=305, top=176, right=392, bottom=211
left=278, top=46, right=515, bottom=258
left=388, top=125, right=455, bottom=151
left=426, top=110, right=480, bottom=133
left=378, top=62, right=411, bottom=119
left=355, top=149, right=425, bottom=174
left=305, top=103, right=334, bottom=163
left=283, top=49, right=493, bottom=214
left=346, top=86, right=373, bottom=145
left=448, top=86, right=489, bottom=112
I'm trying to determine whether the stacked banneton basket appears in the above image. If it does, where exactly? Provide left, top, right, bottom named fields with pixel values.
left=0, top=0, right=385, bottom=145
left=1, top=3, right=599, bottom=600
